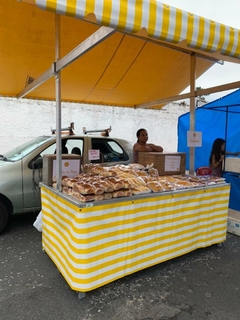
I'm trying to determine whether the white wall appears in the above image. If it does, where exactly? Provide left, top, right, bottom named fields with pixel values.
left=0, top=97, right=189, bottom=154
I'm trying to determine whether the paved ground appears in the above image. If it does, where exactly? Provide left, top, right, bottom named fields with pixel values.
left=0, top=213, right=240, bottom=320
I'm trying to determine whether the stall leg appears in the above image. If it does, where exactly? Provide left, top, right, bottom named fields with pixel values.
left=77, top=291, right=86, bottom=300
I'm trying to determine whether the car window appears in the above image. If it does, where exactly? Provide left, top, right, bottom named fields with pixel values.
left=41, top=143, right=56, bottom=156
left=66, top=139, right=83, bottom=155
left=40, top=138, right=84, bottom=157
left=107, top=141, right=123, bottom=154
left=91, top=138, right=127, bottom=163
left=4, top=136, right=53, bottom=161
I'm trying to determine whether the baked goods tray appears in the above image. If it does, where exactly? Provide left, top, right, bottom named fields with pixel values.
left=132, top=190, right=152, bottom=195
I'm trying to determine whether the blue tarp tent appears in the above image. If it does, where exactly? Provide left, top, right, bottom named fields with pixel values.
left=177, top=89, right=240, bottom=170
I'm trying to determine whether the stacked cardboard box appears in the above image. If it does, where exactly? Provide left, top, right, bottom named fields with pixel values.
left=138, top=152, right=186, bottom=176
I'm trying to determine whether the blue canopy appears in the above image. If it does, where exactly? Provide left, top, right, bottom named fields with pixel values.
left=177, top=89, right=240, bottom=170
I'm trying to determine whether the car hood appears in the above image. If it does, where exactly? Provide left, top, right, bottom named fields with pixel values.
left=0, top=159, right=15, bottom=168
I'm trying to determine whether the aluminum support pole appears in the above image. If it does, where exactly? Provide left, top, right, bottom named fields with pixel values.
left=189, top=54, right=196, bottom=175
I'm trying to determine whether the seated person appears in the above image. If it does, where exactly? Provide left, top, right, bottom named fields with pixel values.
left=209, top=138, right=240, bottom=177
left=133, top=128, right=163, bottom=163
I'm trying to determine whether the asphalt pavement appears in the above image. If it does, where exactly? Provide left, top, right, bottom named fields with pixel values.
left=0, top=213, right=240, bottom=320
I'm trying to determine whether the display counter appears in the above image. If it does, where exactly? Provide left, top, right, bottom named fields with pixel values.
left=41, top=183, right=230, bottom=298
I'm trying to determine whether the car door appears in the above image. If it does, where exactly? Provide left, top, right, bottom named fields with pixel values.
left=22, top=147, right=50, bottom=210
left=22, top=141, right=57, bottom=209
left=22, top=138, right=60, bottom=210
left=22, top=153, right=42, bottom=211
left=22, top=137, right=85, bottom=210
left=0, top=160, right=24, bottom=214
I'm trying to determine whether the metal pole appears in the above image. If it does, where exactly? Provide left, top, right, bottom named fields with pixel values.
left=223, top=106, right=229, bottom=171
left=55, top=14, right=62, bottom=191
left=189, top=54, right=196, bottom=175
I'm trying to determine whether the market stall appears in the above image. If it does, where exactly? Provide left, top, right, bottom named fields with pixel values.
left=41, top=181, right=230, bottom=298
left=1, top=0, right=240, bottom=298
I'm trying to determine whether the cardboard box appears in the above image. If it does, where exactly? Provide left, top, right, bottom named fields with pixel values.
left=227, top=208, right=240, bottom=237
left=224, top=157, right=240, bottom=174
left=43, top=154, right=81, bottom=186
left=138, top=152, right=186, bottom=175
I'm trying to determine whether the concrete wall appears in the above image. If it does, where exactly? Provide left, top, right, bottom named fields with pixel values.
left=0, top=97, right=189, bottom=154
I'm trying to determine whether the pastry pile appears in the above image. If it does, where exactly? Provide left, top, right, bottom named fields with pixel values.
left=52, top=164, right=225, bottom=203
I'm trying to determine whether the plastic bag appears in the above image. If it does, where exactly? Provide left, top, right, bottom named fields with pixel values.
left=33, top=211, right=42, bottom=232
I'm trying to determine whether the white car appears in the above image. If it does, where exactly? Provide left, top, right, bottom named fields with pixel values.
left=0, top=132, right=133, bottom=233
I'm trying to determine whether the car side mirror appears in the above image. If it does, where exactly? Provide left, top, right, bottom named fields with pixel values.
left=33, top=157, right=43, bottom=169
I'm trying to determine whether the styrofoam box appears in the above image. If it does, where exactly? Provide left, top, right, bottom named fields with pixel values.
left=224, top=157, right=240, bottom=174
left=227, top=208, right=240, bottom=237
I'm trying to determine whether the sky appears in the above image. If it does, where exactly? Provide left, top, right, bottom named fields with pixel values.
left=162, top=0, right=240, bottom=101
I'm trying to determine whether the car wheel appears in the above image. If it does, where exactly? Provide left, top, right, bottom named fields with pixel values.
left=0, top=201, right=8, bottom=233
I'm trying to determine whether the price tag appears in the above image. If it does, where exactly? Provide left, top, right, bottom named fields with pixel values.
left=88, top=149, right=100, bottom=160
left=187, top=131, right=202, bottom=147
left=165, top=155, right=181, bottom=171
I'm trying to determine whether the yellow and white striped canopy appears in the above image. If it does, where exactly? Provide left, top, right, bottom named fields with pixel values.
left=1, top=0, right=240, bottom=107
left=36, top=0, right=240, bottom=58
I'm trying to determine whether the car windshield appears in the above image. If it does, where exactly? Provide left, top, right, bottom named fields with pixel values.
left=3, top=136, right=53, bottom=161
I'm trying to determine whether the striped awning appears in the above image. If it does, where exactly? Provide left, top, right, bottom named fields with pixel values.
left=36, top=0, right=240, bottom=58
left=1, top=0, right=240, bottom=107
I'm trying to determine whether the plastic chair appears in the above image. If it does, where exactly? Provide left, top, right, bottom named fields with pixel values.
left=196, top=166, right=212, bottom=176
